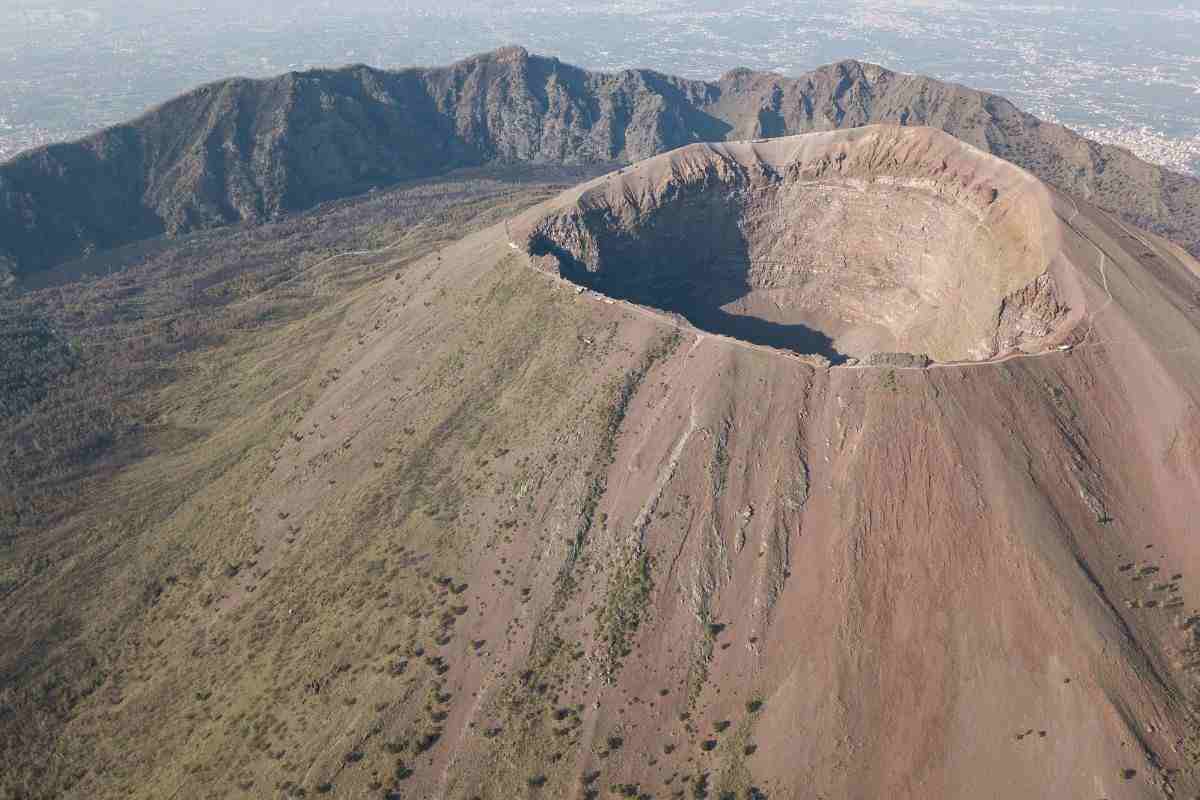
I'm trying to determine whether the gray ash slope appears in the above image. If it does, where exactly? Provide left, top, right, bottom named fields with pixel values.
left=1, top=46, right=1198, bottom=283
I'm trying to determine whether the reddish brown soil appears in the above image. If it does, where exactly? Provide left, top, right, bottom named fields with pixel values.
left=207, top=129, right=1200, bottom=799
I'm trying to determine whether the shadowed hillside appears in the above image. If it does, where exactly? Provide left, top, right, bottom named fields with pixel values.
left=1, top=46, right=1199, bottom=282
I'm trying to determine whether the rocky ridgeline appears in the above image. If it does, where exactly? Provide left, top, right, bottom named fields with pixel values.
left=0, top=46, right=1198, bottom=279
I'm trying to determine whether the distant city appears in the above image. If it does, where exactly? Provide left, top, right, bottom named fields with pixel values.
left=4, top=0, right=1198, bottom=175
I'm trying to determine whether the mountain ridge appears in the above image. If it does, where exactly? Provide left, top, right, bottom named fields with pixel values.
left=1, top=45, right=1198, bottom=283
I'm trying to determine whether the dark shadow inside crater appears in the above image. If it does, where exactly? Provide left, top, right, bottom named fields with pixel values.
left=685, top=302, right=846, bottom=363
left=530, top=233, right=848, bottom=364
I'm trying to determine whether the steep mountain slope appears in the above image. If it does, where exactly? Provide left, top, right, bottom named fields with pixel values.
left=7, top=126, right=1200, bottom=799
left=1, top=47, right=1198, bottom=283
left=0, top=165, right=606, bottom=799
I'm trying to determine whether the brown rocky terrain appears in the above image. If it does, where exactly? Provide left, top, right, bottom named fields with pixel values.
left=1, top=47, right=1198, bottom=283
left=6, top=124, right=1200, bottom=799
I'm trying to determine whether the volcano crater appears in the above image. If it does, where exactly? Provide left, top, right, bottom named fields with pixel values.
left=522, top=128, right=1075, bottom=364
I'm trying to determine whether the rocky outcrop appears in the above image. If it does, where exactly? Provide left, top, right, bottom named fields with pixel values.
left=1, top=46, right=1198, bottom=279
left=995, top=273, right=1070, bottom=353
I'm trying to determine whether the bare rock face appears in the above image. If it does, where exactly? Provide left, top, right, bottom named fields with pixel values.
left=995, top=272, right=1068, bottom=353
left=521, top=126, right=1078, bottom=363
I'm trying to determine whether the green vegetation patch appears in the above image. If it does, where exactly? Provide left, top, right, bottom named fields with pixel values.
left=0, top=310, right=78, bottom=420
left=599, top=545, right=655, bottom=680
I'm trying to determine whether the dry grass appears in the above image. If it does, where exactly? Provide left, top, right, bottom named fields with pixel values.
left=0, top=168, right=598, bottom=800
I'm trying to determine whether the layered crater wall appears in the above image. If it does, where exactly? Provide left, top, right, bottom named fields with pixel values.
left=519, top=126, right=1077, bottom=363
